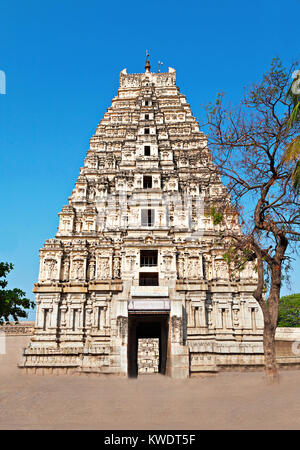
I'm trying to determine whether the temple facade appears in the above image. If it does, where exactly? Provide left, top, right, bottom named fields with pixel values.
left=19, top=60, right=264, bottom=377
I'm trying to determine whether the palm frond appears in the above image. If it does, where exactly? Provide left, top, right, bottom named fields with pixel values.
left=283, top=136, right=300, bottom=162
left=287, top=101, right=300, bottom=130
left=292, top=160, right=300, bottom=190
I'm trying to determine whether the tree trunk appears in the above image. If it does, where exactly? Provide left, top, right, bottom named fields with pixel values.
left=263, top=255, right=286, bottom=383
left=263, top=321, right=279, bottom=382
left=252, top=253, right=279, bottom=382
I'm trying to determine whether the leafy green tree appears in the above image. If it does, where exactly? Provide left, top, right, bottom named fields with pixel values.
left=0, top=262, right=34, bottom=324
left=277, top=293, right=300, bottom=327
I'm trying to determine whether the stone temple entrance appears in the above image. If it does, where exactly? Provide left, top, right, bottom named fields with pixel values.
left=19, top=62, right=265, bottom=378
left=128, top=313, right=169, bottom=377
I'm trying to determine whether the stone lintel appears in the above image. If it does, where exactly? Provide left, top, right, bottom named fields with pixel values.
left=175, top=281, right=208, bottom=291
left=128, top=298, right=170, bottom=311
left=131, top=286, right=169, bottom=297
left=33, top=285, right=63, bottom=293
left=89, top=281, right=123, bottom=292
left=63, top=286, right=88, bottom=293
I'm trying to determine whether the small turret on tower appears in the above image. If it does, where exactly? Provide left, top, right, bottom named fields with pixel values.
left=145, top=50, right=151, bottom=73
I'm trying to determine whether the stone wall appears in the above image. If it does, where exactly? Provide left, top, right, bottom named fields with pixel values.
left=0, top=322, right=34, bottom=335
left=2, top=323, right=300, bottom=375
left=275, top=327, right=300, bottom=368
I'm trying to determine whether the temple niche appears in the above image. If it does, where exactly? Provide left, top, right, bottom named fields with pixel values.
left=20, top=59, right=264, bottom=378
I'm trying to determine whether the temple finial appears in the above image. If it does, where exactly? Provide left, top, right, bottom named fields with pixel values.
left=145, top=49, right=151, bottom=73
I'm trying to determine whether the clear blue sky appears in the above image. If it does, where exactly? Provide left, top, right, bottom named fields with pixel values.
left=0, top=0, right=299, bottom=321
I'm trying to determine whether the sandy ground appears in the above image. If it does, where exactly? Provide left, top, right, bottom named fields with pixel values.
left=1, top=336, right=300, bottom=430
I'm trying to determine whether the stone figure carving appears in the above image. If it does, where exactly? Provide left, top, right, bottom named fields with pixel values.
left=44, top=258, right=57, bottom=280
left=189, top=258, right=198, bottom=279
left=72, top=259, right=85, bottom=280
left=85, top=301, right=93, bottom=327
left=113, top=257, right=121, bottom=279
left=163, top=255, right=171, bottom=271
left=205, top=305, right=211, bottom=327
left=99, top=258, right=110, bottom=279
left=88, top=259, right=96, bottom=280
left=171, top=316, right=182, bottom=344
left=62, top=258, right=70, bottom=281
left=89, top=188, right=96, bottom=201
left=126, top=255, right=135, bottom=271
left=214, top=258, right=227, bottom=280
left=59, top=304, right=67, bottom=327
left=177, top=256, right=185, bottom=279
left=117, top=316, right=128, bottom=343
left=232, top=307, right=240, bottom=327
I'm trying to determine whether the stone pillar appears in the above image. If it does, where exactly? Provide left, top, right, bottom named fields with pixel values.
left=167, top=299, right=189, bottom=379
left=35, top=294, right=43, bottom=328
left=109, top=298, right=128, bottom=376
left=51, top=293, right=61, bottom=329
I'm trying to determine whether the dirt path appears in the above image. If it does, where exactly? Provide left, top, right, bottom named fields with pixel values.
left=1, top=336, right=300, bottom=430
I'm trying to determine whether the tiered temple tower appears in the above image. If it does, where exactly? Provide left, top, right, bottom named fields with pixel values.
left=20, top=59, right=264, bottom=377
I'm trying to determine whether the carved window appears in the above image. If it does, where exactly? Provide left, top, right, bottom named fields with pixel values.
left=194, top=306, right=200, bottom=327
left=97, top=307, right=103, bottom=330
left=141, top=209, right=155, bottom=227
left=144, top=145, right=151, bottom=156
left=139, top=272, right=159, bottom=286
left=221, top=308, right=226, bottom=329
left=145, top=114, right=149, bottom=120
left=140, top=250, right=158, bottom=267
left=143, top=175, right=152, bottom=189
left=251, top=307, right=257, bottom=331
left=144, top=127, right=150, bottom=135
left=43, top=309, right=50, bottom=331
left=72, top=308, right=79, bottom=331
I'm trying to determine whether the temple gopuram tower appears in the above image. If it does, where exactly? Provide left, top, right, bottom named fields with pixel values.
left=20, top=59, right=264, bottom=377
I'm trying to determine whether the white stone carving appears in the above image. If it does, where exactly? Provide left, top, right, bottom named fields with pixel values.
left=21, top=63, right=263, bottom=377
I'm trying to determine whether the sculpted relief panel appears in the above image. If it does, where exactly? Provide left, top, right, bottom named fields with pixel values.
left=97, top=257, right=111, bottom=280
left=70, top=258, right=86, bottom=281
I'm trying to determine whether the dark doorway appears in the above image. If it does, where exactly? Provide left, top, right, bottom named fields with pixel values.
left=128, top=313, right=169, bottom=378
left=140, top=250, right=158, bottom=267
left=139, top=272, right=159, bottom=286
left=143, top=175, right=153, bottom=189
left=144, top=145, right=151, bottom=156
